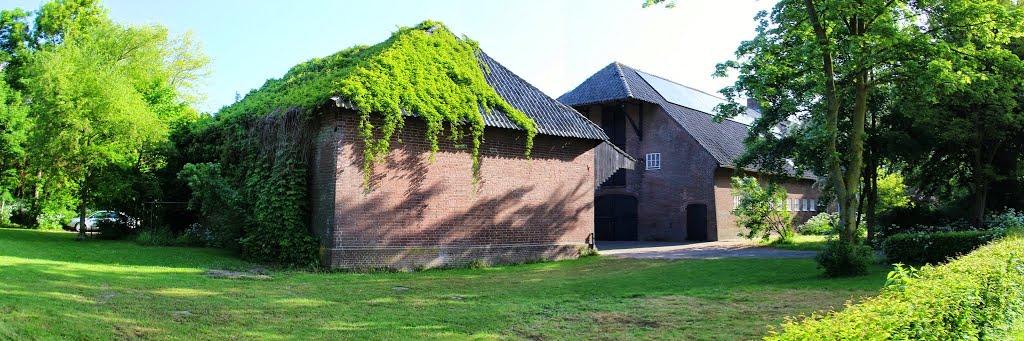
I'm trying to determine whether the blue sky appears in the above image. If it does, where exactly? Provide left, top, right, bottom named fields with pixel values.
left=7, top=0, right=773, bottom=113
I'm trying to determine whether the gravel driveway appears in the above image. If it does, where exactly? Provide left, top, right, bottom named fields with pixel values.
left=597, top=240, right=817, bottom=259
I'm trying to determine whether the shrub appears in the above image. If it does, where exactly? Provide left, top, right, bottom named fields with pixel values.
left=815, top=239, right=874, bottom=277
left=882, top=230, right=998, bottom=265
left=95, top=220, right=133, bottom=240
left=134, top=228, right=177, bottom=246
left=796, top=212, right=837, bottom=235
left=578, top=246, right=599, bottom=258
left=731, top=176, right=793, bottom=242
left=766, top=237, right=1024, bottom=340
left=175, top=223, right=213, bottom=247
left=986, top=208, right=1024, bottom=236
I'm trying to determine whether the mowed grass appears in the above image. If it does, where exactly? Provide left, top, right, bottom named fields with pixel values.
left=0, top=228, right=888, bottom=340
left=766, top=235, right=830, bottom=251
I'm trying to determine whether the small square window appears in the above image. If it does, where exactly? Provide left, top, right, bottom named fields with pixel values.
left=645, top=153, right=661, bottom=170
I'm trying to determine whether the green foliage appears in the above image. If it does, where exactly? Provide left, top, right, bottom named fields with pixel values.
left=578, top=246, right=599, bottom=258
left=177, top=163, right=243, bottom=249
left=730, top=176, right=793, bottom=242
left=238, top=155, right=319, bottom=267
left=94, top=219, right=132, bottom=240
left=815, top=239, right=874, bottom=277
left=768, top=237, right=1024, bottom=340
left=883, top=230, right=999, bottom=265
left=875, top=168, right=910, bottom=214
left=796, top=212, right=838, bottom=235
left=0, top=72, right=30, bottom=223
left=986, top=208, right=1024, bottom=236
left=13, top=1, right=209, bottom=237
left=882, top=263, right=920, bottom=292
left=340, top=21, right=537, bottom=183
left=641, top=0, right=676, bottom=8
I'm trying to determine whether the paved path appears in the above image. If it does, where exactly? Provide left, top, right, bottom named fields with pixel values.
left=597, top=240, right=817, bottom=259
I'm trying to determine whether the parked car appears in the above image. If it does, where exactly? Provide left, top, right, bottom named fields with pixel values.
left=68, top=211, right=139, bottom=232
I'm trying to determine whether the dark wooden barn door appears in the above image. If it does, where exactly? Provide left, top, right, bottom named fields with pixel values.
left=594, top=195, right=638, bottom=241
left=686, top=204, right=708, bottom=241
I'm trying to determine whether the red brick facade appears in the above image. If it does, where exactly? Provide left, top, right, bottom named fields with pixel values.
left=311, top=107, right=598, bottom=269
left=712, top=168, right=822, bottom=240
left=579, top=101, right=821, bottom=242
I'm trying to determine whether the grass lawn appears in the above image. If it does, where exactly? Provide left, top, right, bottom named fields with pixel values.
left=0, top=228, right=888, bottom=340
left=765, top=235, right=830, bottom=251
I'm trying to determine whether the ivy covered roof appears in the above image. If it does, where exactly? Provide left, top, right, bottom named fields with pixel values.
left=219, top=21, right=608, bottom=142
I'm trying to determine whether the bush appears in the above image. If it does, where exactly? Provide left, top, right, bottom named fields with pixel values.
left=730, top=176, right=793, bottom=242
left=986, top=208, right=1024, bottom=236
left=134, top=228, right=177, bottom=246
left=175, top=223, right=213, bottom=247
left=882, top=230, right=998, bottom=265
left=815, top=239, right=874, bottom=277
left=766, top=237, right=1024, bottom=340
left=796, top=212, right=837, bottom=235
left=95, top=220, right=133, bottom=240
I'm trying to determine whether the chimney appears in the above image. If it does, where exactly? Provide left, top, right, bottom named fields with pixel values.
left=746, top=98, right=761, bottom=112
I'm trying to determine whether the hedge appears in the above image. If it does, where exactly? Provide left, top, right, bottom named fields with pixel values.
left=765, top=237, right=1024, bottom=340
left=882, top=230, right=998, bottom=264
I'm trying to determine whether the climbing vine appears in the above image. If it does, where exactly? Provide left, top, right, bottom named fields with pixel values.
left=338, top=20, right=537, bottom=183
left=179, top=21, right=538, bottom=266
left=217, top=20, right=537, bottom=184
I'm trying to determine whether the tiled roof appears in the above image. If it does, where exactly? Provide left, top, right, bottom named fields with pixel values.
left=560, top=62, right=751, bottom=165
left=560, top=62, right=812, bottom=179
left=477, top=52, right=609, bottom=141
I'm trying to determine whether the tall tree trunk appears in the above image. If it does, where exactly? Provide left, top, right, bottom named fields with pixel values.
left=805, top=0, right=851, bottom=241
left=843, top=67, right=869, bottom=242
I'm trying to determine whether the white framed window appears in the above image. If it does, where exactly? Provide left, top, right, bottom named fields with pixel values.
left=801, top=199, right=808, bottom=212
left=733, top=196, right=741, bottom=208
left=785, top=198, right=792, bottom=211
left=645, top=153, right=661, bottom=170
left=810, top=199, right=817, bottom=212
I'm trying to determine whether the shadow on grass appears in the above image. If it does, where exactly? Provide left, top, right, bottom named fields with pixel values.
left=0, top=228, right=249, bottom=270
left=0, top=228, right=889, bottom=339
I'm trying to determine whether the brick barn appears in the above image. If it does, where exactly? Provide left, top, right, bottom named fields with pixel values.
left=559, top=62, right=821, bottom=242
left=304, top=35, right=634, bottom=269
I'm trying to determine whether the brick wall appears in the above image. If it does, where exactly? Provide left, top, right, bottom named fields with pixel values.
left=581, top=102, right=720, bottom=241
left=310, top=107, right=598, bottom=270
left=712, top=168, right=822, bottom=240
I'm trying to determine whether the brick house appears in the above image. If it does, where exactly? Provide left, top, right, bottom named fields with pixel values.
left=307, top=45, right=634, bottom=269
left=559, top=62, right=821, bottom=242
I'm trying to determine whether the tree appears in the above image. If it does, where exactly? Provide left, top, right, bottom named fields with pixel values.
left=890, top=1, right=1024, bottom=228
left=22, top=19, right=207, bottom=239
left=0, top=0, right=106, bottom=89
left=714, top=0, right=919, bottom=246
left=0, top=72, right=30, bottom=222
left=731, top=176, right=794, bottom=242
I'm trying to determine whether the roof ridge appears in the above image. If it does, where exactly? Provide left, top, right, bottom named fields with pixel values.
left=612, top=62, right=635, bottom=99
left=480, top=51, right=610, bottom=138
left=631, top=67, right=728, bottom=102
